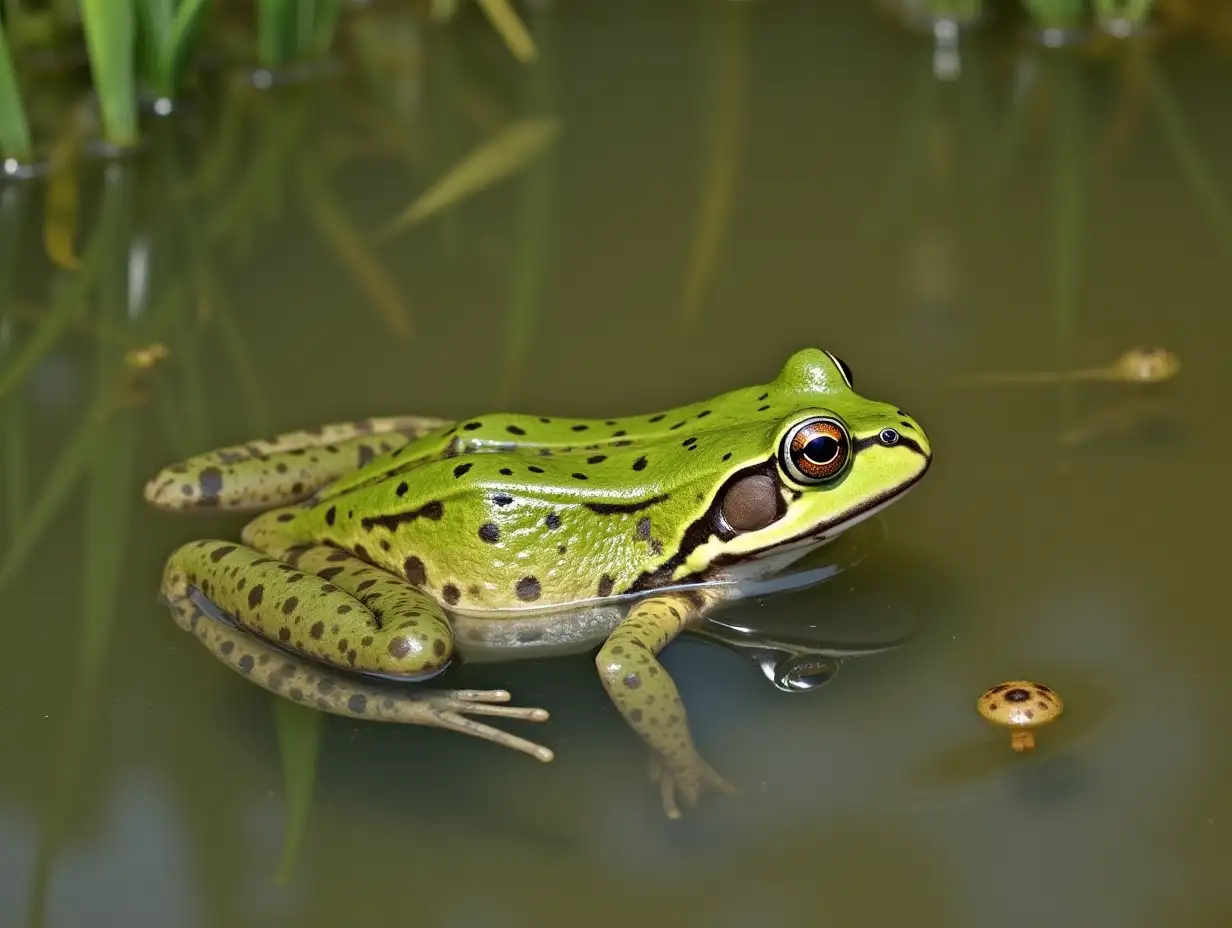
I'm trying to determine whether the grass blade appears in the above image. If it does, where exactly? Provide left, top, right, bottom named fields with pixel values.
left=1022, top=0, right=1087, bottom=29
left=274, top=700, right=323, bottom=883
left=308, top=0, right=343, bottom=57
left=0, top=15, right=33, bottom=161
left=41, top=101, right=96, bottom=270
left=0, top=239, right=104, bottom=401
left=497, top=4, right=557, bottom=403
left=679, top=2, right=748, bottom=326
left=257, top=0, right=296, bottom=69
left=80, top=0, right=139, bottom=147
left=376, top=116, right=560, bottom=238
left=475, top=0, right=538, bottom=64
left=43, top=156, right=83, bottom=270
left=1146, top=59, right=1232, bottom=252
left=298, top=153, right=414, bottom=338
left=0, top=184, right=28, bottom=539
left=164, top=0, right=213, bottom=92
left=135, top=0, right=174, bottom=93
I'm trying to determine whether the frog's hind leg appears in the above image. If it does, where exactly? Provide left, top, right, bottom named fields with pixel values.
left=160, top=540, right=553, bottom=761
left=144, top=415, right=450, bottom=512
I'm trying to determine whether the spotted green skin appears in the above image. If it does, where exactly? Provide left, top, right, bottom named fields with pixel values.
left=146, top=349, right=932, bottom=816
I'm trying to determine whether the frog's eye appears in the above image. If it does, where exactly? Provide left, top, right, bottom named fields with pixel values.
left=780, top=417, right=850, bottom=485
left=824, top=351, right=854, bottom=388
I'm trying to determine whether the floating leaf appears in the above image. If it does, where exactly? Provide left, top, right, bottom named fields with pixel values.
left=377, top=116, right=560, bottom=238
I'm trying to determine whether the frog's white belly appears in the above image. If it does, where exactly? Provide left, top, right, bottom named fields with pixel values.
left=450, top=604, right=626, bottom=662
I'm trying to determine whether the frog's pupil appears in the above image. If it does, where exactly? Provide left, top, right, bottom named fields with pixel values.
left=803, top=436, right=839, bottom=464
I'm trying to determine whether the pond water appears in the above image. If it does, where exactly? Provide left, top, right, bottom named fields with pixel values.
left=2, top=2, right=1231, bottom=926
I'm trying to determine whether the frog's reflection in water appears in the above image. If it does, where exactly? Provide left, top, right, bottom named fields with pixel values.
left=687, top=517, right=937, bottom=695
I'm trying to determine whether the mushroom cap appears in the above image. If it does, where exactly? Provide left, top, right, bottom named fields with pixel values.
left=977, top=680, right=1063, bottom=729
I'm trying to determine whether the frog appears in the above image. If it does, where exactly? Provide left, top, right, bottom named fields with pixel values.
left=144, top=347, right=932, bottom=818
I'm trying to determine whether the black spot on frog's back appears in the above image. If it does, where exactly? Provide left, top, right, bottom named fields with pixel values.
left=404, top=556, right=427, bottom=586
left=199, top=467, right=223, bottom=504
left=515, top=577, right=541, bottom=601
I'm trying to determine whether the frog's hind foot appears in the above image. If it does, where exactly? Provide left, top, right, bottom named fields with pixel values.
left=648, top=753, right=741, bottom=820
left=175, top=588, right=555, bottom=762
left=399, top=689, right=555, bottom=762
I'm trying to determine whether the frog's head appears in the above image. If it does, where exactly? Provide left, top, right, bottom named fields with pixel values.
left=676, top=348, right=932, bottom=580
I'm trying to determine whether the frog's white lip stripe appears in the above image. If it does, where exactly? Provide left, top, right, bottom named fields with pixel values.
left=758, top=454, right=932, bottom=555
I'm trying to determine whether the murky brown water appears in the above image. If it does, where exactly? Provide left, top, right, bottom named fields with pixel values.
left=3, top=2, right=1232, bottom=926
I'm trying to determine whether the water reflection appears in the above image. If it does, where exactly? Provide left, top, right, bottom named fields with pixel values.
left=0, top=2, right=1230, bottom=926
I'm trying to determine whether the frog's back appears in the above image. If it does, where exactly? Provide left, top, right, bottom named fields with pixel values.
left=292, top=426, right=759, bottom=615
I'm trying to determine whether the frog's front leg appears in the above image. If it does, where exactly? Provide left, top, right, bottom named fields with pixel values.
left=595, top=591, right=738, bottom=818
left=161, top=539, right=553, bottom=762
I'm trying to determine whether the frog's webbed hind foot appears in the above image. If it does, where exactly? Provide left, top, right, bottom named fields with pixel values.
left=648, top=752, right=741, bottom=820
left=400, top=689, right=555, bottom=762
left=163, top=553, right=554, bottom=763
left=180, top=596, right=555, bottom=762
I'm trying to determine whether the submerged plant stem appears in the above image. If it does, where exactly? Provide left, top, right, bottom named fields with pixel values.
left=1147, top=60, right=1232, bottom=253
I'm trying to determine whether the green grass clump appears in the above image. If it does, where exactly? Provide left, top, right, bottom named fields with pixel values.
left=135, top=0, right=214, bottom=101
left=257, top=0, right=343, bottom=69
left=1021, top=0, right=1088, bottom=29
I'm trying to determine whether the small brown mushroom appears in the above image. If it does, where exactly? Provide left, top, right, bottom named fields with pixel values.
left=977, top=680, right=1063, bottom=753
left=1110, top=347, right=1180, bottom=384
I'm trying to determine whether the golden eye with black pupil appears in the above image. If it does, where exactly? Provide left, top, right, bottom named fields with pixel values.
left=824, top=351, right=854, bottom=388
left=780, top=417, right=850, bottom=485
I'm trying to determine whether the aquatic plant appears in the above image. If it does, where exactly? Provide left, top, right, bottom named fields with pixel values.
left=0, top=0, right=539, bottom=164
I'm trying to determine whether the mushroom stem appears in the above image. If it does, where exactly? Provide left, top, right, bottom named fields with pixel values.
left=1010, top=729, right=1035, bottom=753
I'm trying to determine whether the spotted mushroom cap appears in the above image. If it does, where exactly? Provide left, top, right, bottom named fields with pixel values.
left=977, top=680, right=1063, bottom=728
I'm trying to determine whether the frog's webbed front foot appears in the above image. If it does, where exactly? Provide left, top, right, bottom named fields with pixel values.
left=161, top=540, right=554, bottom=762
left=596, top=590, right=740, bottom=818
left=648, top=751, right=739, bottom=820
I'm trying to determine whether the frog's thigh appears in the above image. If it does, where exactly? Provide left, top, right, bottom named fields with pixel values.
left=166, top=562, right=554, bottom=759
left=143, top=415, right=449, bottom=512
left=162, top=540, right=452, bottom=678
left=595, top=592, right=735, bottom=813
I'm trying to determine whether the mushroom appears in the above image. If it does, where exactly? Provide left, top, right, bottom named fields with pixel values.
left=1110, top=347, right=1180, bottom=384
left=977, top=680, right=1063, bottom=752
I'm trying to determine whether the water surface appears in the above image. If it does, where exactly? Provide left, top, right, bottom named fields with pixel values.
left=2, top=3, right=1230, bottom=926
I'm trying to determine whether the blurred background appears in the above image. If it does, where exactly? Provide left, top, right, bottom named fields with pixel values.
left=0, top=1, right=1230, bottom=926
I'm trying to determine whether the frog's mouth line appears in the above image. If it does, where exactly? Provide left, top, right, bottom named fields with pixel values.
left=627, top=446, right=931, bottom=593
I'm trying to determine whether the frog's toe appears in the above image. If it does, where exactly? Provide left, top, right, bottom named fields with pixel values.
left=415, top=691, right=555, bottom=762
left=649, top=752, right=740, bottom=819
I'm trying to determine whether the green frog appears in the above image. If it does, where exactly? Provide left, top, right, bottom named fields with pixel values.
left=145, top=348, right=932, bottom=817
